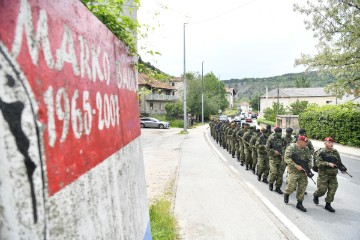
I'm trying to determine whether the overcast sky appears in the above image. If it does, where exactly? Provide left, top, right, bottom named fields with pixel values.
left=137, top=0, right=318, bottom=80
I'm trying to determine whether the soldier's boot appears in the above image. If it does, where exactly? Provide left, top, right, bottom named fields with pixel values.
left=232, top=155, right=235, bottom=158
left=275, top=187, right=283, bottom=194
left=313, top=196, right=319, bottom=205
left=325, top=203, right=335, bottom=213
left=245, top=164, right=250, bottom=170
left=240, top=161, right=244, bottom=166
left=296, top=201, right=307, bottom=212
left=284, top=194, right=289, bottom=204
left=262, top=178, right=269, bottom=184
left=257, top=174, right=261, bottom=181
left=269, top=182, right=274, bottom=191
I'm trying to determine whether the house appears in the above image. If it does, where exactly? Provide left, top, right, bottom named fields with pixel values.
left=239, top=102, right=252, bottom=113
left=225, top=87, right=236, bottom=109
left=138, top=73, right=178, bottom=116
left=259, top=88, right=336, bottom=116
left=168, top=77, right=184, bottom=100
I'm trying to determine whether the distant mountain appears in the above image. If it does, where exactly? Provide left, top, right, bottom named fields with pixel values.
left=223, top=72, right=337, bottom=101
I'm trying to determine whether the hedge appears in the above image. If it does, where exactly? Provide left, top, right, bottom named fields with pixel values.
left=299, top=102, right=360, bottom=147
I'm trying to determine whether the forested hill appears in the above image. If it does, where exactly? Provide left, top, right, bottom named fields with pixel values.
left=223, top=71, right=337, bottom=101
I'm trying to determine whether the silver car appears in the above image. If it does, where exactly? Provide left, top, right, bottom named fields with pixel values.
left=140, top=117, right=170, bottom=129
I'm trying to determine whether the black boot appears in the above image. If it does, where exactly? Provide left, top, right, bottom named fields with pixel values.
left=275, top=187, right=283, bottom=194
left=284, top=194, right=289, bottom=204
left=257, top=175, right=261, bottom=181
left=269, top=183, right=273, bottom=191
left=313, top=196, right=319, bottom=205
left=240, top=161, right=244, bottom=166
left=263, top=178, right=269, bottom=184
left=296, top=201, right=307, bottom=212
left=325, top=203, right=335, bottom=212
left=232, top=155, right=235, bottom=158
left=246, top=165, right=249, bottom=170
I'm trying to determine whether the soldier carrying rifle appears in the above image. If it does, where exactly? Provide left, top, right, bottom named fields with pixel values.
left=313, top=137, right=350, bottom=213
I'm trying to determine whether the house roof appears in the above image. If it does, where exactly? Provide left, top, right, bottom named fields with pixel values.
left=240, top=102, right=250, bottom=106
left=260, top=88, right=333, bottom=98
left=138, top=73, right=177, bottom=90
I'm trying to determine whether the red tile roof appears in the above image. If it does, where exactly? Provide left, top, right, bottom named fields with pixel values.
left=138, top=73, right=177, bottom=90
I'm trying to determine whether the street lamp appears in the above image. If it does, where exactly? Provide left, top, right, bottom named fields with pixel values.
left=201, top=61, right=204, bottom=124
left=183, top=23, right=187, bottom=132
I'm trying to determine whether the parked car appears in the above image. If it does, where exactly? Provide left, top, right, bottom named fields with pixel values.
left=251, top=113, right=258, bottom=119
left=245, top=116, right=253, bottom=123
left=240, top=113, right=247, bottom=120
left=140, top=117, right=170, bottom=129
left=219, top=115, right=228, bottom=122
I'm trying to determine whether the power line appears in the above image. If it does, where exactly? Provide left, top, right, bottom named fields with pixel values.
left=189, top=0, right=259, bottom=25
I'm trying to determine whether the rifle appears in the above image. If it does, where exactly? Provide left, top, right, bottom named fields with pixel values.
left=319, top=152, right=353, bottom=177
left=291, top=152, right=316, bottom=185
left=271, top=139, right=283, bottom=156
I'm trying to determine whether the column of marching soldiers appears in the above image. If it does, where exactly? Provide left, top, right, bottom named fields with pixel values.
left=209, top=120, right=350, bottom=213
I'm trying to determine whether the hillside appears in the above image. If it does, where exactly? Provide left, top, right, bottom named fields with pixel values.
left=223, top=72, right=337, bottom=101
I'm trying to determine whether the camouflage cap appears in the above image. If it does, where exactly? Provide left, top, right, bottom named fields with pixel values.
left=286, top=127, right=293, bottom=133
left=299, top=128, right=306, bottom=134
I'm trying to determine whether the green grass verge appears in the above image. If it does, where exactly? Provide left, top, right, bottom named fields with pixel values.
left=256, top=118, right=275, bottom=126
left=149, top=198, right=178, bottom=240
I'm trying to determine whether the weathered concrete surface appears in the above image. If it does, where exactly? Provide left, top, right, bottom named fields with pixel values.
left=0, top=0, right=150, bottom=239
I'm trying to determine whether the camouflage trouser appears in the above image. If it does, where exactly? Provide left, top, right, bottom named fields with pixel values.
left=257, top=154, right=269, bottom=179
left=214, top=129, right=218, bottom=141
left=244, top=145, right=252, bottom=166
left=235, top=142, right=240, bottom=160
left=252, top=148, right=258, bottom=170
left=313, top=174, right=338, bottom=203
left=217, top=131, right=221, bottom=144
left=284, top=171, right=308, bottom=201
left=269, top=158, right=286, bottom=188
left=240, top=143, right=245, bottom=162
left=222, top=135, right=227, bottom=148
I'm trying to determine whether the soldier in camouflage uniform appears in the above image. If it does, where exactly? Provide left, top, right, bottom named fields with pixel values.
left=256, top=127, right=269, bottom=183
left=221, top=123, right=228, bottom=149
left=243, top=126, right=255, bottom=170
left=250, top=128, right=260, bottom=174
left=239, top=123, right=249, bottom=166
left=234, top=124, right=241, bottom=161
left=216, top=120, right=222, bottom=145
left=283, top=136, right=312, bottom=212
left=313, top=137, right=346, bottom=213
left=227, top=122, right=236, bottom=157
left=266, top=127, right=286, bottom=194
left=294, top=128, right=315, bottom=155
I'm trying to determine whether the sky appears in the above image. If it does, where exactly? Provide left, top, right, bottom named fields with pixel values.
left=137, top=0, right=318, bottom=80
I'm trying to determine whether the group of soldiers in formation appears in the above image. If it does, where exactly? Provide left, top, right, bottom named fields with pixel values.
left=209, top=119, right=349, bottom=213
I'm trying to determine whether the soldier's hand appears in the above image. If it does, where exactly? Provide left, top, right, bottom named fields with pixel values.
left=295, top=165, right=303, bottom=171
left=328, top=162, right=336, bottom=168
left=274, top=150, right=281, bottom=156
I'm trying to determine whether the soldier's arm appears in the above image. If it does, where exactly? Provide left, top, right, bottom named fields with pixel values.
left=308, top=141, right=315, bottom=155
left=284, top=146, right=295, bottom=166
left=316, top=150, right=330, bottom=168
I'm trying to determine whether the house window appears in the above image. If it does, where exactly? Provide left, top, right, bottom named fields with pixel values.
left=150, top=102, right=153, bottom=110
left=166, top=90, right=170, bottom=95
left=172, top=82, right=175, bottom=86
left=326, top=100, right=332, bottom=104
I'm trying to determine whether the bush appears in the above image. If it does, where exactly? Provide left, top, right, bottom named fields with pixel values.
left=299, top=102, right=360, bottom=146
left=257, top=118, right=275, bottom=127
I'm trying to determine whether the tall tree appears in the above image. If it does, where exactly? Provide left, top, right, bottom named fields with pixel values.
left=294, top=0, right=360, bottom=96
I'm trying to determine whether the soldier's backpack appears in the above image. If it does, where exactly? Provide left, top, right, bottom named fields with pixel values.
left=312, top=148, right=323, bottom=172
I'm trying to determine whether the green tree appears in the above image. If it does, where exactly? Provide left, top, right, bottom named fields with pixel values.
left=249, top=95, right=260, bottom=111
left=287, top=100, right=309, bottom=115
left=263, top=102, right=286, bottom=122
left=164, top=101, right=184, bottom=119
left=294, top=1, right=360, bottom=96
left=295, top=75, right=311, bottom=88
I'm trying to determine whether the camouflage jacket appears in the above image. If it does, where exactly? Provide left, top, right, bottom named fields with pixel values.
left=314, top=148, right=342, bottom=176
left=243, top=131, right=254, bottom=147
left=250, top=133, right=259, bottom=150
left=284, top=143, right=312, bottom=173
left=266, top=133, right=285, bottom=157
left=256, top=133, right=268, bottom=155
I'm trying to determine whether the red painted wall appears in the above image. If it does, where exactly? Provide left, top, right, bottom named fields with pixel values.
left=0, top=0, right=141, bottom=195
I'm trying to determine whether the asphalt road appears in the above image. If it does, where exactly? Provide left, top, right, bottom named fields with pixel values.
left=208, top=129, right=360, bottom=240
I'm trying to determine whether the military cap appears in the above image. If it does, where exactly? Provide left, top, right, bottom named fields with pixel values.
left=274, top=127, right=282, bottom=133
left=260, top=126, right=266, bottom=132
left=286, top=127, right=293, bottom=133
left=266, top=125, right=271, bottom=130
left=250, top=125, right=256, bottom=130
left=298, top=135, right=308, bottom=142
left=255, top=129, right=260, bottom=133
left=324, top=137, right=334, bottom=142
left=299, top=128, right=306, bottom=134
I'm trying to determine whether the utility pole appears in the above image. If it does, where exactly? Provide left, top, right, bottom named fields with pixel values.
left=201, top=61, right=204, bottom=124
left=183, top=23, right=187, bottom=132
